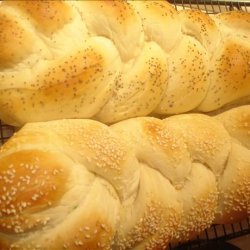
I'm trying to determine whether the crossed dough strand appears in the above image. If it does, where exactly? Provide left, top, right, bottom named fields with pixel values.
left=0, top=105, right=249, bottom=249
left=0, top=0, right=249, bottom=126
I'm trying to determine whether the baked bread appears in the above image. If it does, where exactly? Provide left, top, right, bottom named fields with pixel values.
left=0, top=0, right=249, bottom=126
left=0, top=105, right=249, bottom=249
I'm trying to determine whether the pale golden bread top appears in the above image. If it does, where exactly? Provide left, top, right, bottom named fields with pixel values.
left=0, top=1, right=249, bottom=126
left=0, top=106, right=249, bottom=249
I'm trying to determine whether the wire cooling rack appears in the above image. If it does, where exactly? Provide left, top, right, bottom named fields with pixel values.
left=0, top=0, right=249, bottom=249
left=169, top=0, right=250, bottom=13
left=169, top=219, right=250, bottom=249
left=0, top=120, right=15, bottom=145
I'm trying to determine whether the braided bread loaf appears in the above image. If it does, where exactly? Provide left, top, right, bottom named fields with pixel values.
left=0, top=0, right=249, bottom=126
left=0, top=106, right=249, bottom=250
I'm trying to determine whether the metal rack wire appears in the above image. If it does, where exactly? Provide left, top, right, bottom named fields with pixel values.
left=169, top=0, right=250, bottom=13
left=0, top=120, right=15, bottom=145
left=0, top=0, right=249, bottom=249
left=169, top=219, right=250, bottom=249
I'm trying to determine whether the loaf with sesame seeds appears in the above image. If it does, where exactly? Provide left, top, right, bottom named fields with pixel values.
left=0, top=105, right=249, bottom=250
left=0, top=0, right=249, bottom=126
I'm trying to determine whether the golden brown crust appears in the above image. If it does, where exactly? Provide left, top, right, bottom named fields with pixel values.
left=214, top=11, right=250, bottom=34
left=1, top=106, right=249, bottom=249
left=75, top=0, right=143, bottom=61
left=0, top=1, right=249, bottom=126
left=215, top=105, right=250, bottom=149
left=128, top=0, right=181, bottom=52
left=0, top=37, right=120, bottom=125
left=0, top=140, right=120, bottom=250
left=0, top=11, right=34, bottom=68
left=214, top=143, right=250, bottom=223
left=96, top=42, right=168, bottom=123
left=198, top=37, right=250, bottom=111
left=3, top=1, right=73, bottom=35
left=179, top=9, right=220, bottom=52
left=155, top=35, right=209, bottom=113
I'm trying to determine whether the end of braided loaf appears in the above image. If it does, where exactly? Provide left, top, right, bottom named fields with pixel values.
left=0, top=0, right=249, bottom=126
left=0, top=106, right=249, bottom=249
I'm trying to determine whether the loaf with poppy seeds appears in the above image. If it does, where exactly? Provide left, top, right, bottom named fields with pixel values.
left=0, top=105, right=249, bottom=250
left=0, top=0, right=249, bottom=126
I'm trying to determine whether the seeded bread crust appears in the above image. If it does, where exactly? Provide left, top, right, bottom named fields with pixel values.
left=0, top=106, right=249, bottom=249
left=0, top=0, right=249, bottom=126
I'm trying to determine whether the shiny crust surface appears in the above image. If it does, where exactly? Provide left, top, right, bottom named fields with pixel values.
left=0, top=106, right=249, bottom=249
left=0, top=1, right=249, bottom=126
